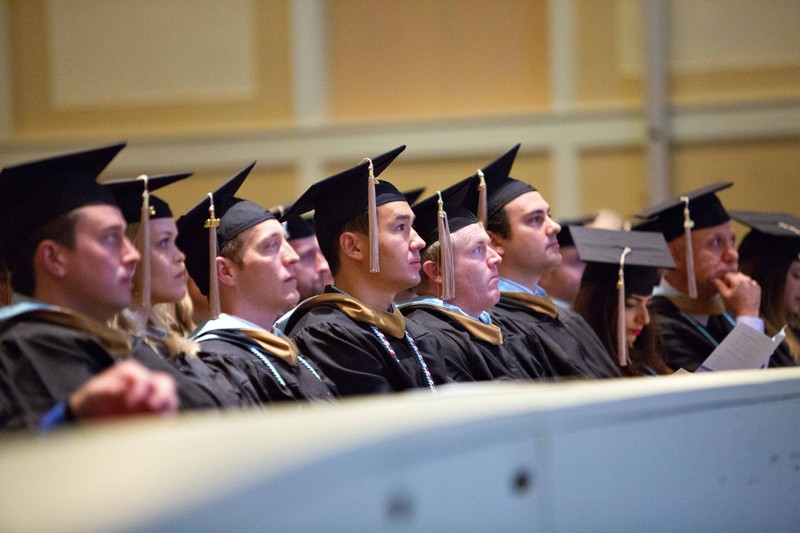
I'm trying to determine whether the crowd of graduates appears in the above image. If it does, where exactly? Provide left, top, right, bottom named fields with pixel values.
left=0, top=141, right=797, bottom=431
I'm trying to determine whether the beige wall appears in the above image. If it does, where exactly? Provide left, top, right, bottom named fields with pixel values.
left=2, top=0, right=799, bottom=219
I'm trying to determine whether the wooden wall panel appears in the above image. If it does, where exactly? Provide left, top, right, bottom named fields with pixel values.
left=10, top=0, right=293, bottom=139
left=328, top=0, right=551, bottom=122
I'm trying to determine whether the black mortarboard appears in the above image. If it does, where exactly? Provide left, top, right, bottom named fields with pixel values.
left=462, top=144, right=536, bottom=222
left=176, top=162, right=272, bottom=302
left=0, top=142, right=125, bottom=270
left=104, top=173, right=192, bottom=223
left=557, top=215, right=596, bottom=247
left=731, top=210, right=800, bottom=262
left=413, top=179, right=476, bottom=247
left=412, top=180, right=475, bottom=300
left=403, top=187, right=426, bottom=206
left=285, top=217, right=316, bottom=241
left=572, top=226, right=674, bottom=367
left=634, top=182, right=733, bottom=241
left=271, top=202, right=316, bottom=241
left=281, top=146, right=407, bottom=273
left=635, top=182, right=732, bottom=298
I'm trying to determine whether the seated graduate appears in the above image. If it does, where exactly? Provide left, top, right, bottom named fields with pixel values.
left=571, top=227, right=675, bottom=376
left=177, top=163, right=335, bottom=404
left=106, top=173, right=256, bottom=408
left=0, top=144, right=218, bottom=429
left=538, top=216, right=593, bottom=310
left=730, top=210, right=800, bottom=366
left=480, top=145, right=620, bottom=379
left=278, top=146, right=442, bottom=396
left=279, top=211, right=333, bottom=302
left=634, top=184, right=777, bottom=371
left=400, top=178, right=538, bottom=382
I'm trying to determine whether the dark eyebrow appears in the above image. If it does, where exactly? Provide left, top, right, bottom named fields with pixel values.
left=393, top=214, right=412, bottom=224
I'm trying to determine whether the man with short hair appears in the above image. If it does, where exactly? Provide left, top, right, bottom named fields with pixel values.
left=484, top=145, right=621, bottom=379
left=399, top=178, right=540, bottom=382
left=283, top=215, right=332, bottom=301
left=635, top=183, right=795, bottom=371
left=0, top=144, right=209, bottom=430
left=279, top=146, right=442, bottom=396
left=178, top=163, right=335, bottom=403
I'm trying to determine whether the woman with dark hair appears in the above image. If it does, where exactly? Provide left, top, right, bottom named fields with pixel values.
left=733, top=211, right=800, bottom=366
left=571, top=227, right=675, bottom=376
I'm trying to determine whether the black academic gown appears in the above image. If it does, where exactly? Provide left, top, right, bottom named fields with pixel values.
left=401, top=304, right=533, bottom=382
left=285, top=291, right=439, bottom=396
left=196, top=329, right=336, bottom=404
left=143, top=330, right=257, bottom=409
left=651, top=296, right=797, bottom=372
left=491, top=294, right=621, bottom=379
left=0, top=312, right=220, bottom=430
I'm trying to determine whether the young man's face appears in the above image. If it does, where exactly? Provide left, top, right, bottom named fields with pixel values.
left=147, top=217, right=187, bottom=305
left=491, top=191, right=562, bottom=279
left=670, top=221, right=739, bottom=299
left=376, top=201, right=426, bottom=292
left=228, top=218, right=300, bottom=314
left=449, top=223, right=502, bottom=317
left=289, top=234, right=331, bottom=301
left=60, top=205, right=140, bottom=321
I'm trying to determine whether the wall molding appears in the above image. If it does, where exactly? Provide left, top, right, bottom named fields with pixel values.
left=2, top=97, right=799, bottom=196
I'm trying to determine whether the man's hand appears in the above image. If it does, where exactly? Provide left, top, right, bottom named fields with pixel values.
left=68, top=360, right=179, bottom=421
left=713, top=272, right=761, bottom=318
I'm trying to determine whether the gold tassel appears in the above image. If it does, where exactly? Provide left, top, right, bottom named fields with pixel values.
left=681, top=196, right=697, bottom=298
left=360, top=157, right=380, bottom=273
left=437, top=191, right=456, bottom=301
left=205, top=192, right=221, bottom=319
left=136, top=175, right=151, bottom=312
left=617, top=246, right=632, bottom=367
left=476, top=170, right=487, bottom=227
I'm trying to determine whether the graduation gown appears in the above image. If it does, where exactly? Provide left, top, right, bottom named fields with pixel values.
left=283, top=290, right=440, bottom=396
left=142, top=325, right=258, bottom=408
left=401, top=301, right=533, bottom=382
left=193, top=317, right=336, bottom=404
left=0, top=303, right=220, bottom=429
left=491, top=292, right=621, bottom=379
left=650, top=295, right=797, bottom=372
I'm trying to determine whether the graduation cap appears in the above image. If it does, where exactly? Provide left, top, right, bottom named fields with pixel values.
left=731, top=210, right=800, bottom=262
left=403, top=187, right=426, bottom=206
left=635, top=182, right=732, bottom=298
left=460, top=144, right=537, bottom=225
left=412, top=179, right=476, bottom=300
left=104, top=173, right=192, bottom=224
left=175, top=162, right=272, bottom=318
left=0, top=142, right=125, bottom=275
left=556, top=215, right=596, bottom=247
left=280, top=145, right=406, bottom=273
left=104, top=172, right=192, bottom=310
left=270, top=202, right=316, bottom=241
left=572, top=226, right=674, bottom=367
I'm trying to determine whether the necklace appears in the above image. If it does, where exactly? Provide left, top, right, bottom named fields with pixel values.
left=370, top=325, right=436, bottom=392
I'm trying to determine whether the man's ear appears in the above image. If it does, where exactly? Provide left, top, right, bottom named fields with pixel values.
left=36, top=240, right=68, bottom=279
left=486, top=230, right=504, bottom=257
left=421, top=259, right=441, bottom=284
left=339, top=231, right=365, bottom=263
left=216, top=256, right=237, bottom=287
